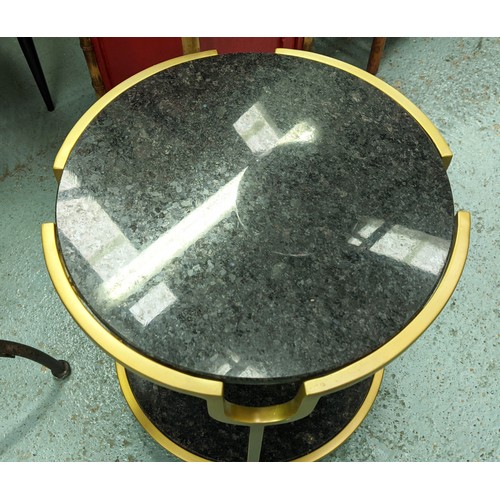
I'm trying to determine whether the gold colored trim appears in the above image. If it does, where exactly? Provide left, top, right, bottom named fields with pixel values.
left=116, top=363, right=209, bottom=462
left=41, top=223, right=223, bottom=400
left=181, top=37, right=201, bottom=55
left=293, top=369, right=384, bottom=462
left=43, top=221, right=316, bottom=423
left=42, top=218, right=322, bottom=425
left=53, top=50, right=218, bottom=183
left=54, top=164, right=63, bottom=184
left=247, top=424, right=265, bottom=462
left=41, top=220, right=319, bottom=424
left=304, top=211, right=471, bottom=397
left=275, top=48, right=453, bottom=169
left=116, top=362, right=383, bottom=462
left=215, top=383, right=319, bottom=425
left=42, top=210, right=469, bottom=423
left=46, top=48, right=469, bottom=425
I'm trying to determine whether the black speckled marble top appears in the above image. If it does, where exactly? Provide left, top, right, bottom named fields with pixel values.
left=56, top=53, right=455, bottom=384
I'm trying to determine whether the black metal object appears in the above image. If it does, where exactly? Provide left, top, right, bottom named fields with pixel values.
left=0, top=340, right=70, bottom=379
left=17, top=37, right=55, bottom=111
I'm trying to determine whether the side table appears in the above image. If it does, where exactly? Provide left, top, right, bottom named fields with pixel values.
left=42, top=49, right=470, bottom=461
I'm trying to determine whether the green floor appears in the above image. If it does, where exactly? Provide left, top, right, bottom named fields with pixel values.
left=0, top=37, right=498, bottom=462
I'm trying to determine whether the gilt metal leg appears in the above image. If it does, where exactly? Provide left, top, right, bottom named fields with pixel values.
left=247, top=424, right=265, bottom=462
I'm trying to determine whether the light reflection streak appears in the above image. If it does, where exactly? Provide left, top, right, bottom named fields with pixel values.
left=370, top=224, right=449, bottom=275
left=354, top=217, right=384, bottom=239
left=58, top=170, right=80, bottom=192
left=277, top=120, right=317, bottom=146
left=96, top=169, right=247, bottom=304
left=233, top=102, right=281, bottom=156
left=62, top=100, right=318, bottom=329
left=233, top=102, right=317, bottom=156
left=348, top=217, right=449, bottom=275
left=58, top=174, right=178, bottom=325
left=57, top=195, right=139, bottom=281
left=129, top=282, right=177, bottom=326
left=98, top=102, right=318, bottom=305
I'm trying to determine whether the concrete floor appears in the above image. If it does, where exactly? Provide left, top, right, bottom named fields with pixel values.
left=0, top=37, right=498, bottom=462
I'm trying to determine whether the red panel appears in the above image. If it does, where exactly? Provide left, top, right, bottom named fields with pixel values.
left=91, top=37, right=306, bottom=92
left=199, top=37, right=304, bottom=53
left=91, top=37, right=184, bottom=91
left=282, top=37, right=305, bottom=50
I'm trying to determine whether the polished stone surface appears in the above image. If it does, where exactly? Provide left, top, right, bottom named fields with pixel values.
left=126, top=368, right=374, bottom=462
left=56, top=52, right=454, bottom=384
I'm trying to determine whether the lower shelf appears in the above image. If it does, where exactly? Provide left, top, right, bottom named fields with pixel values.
left=117, top=364, right=383, bottom=462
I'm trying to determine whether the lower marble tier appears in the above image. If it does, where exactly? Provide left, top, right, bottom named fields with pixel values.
left=118, top=367, right=382, bottom=462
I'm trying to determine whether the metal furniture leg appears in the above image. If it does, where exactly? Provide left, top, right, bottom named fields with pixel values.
left=17, top=37, right=55, bottom=111
left=0, top=340, right=70, bottom=379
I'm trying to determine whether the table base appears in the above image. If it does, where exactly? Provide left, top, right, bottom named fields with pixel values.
left=117, top=364, right=383, bottom=462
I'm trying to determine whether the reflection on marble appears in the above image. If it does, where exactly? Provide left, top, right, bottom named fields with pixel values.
left=354, top=217, right=385, bottom=239
left=277, top=120, right=317, bottom=146
left=58, top=195, right=139, bottom=282
left=348, top=217, right=385, bottom=246
left=58, top=174, right=177, bottom=326
left=233, top=102, right=317, bottom=157
left=129, top=282, right=177, bottom=327
left=58, top=170, right=80, bottom=192
left=57, top=53, right=455, bottom=383
left=233, top=102, right=281, bottom=156
left=370, top=225, right=449, bottom=275
left=96, top=168, right=246, bottom=305
left=347, top=217, right=449, bottom=275
left=95, top=103, right=318, bottom=306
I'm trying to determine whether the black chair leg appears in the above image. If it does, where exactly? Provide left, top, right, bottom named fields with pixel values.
left=0, top=340, right=70, bottom=379
left=17, top=37, right=55, bottom=111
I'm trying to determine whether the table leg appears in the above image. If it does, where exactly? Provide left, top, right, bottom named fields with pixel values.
left=17, top=37, right=55, bottom=111
left=247, top=424, right=265, bottom=462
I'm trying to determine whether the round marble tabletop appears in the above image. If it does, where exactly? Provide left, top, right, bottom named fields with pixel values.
left=56, top=52, right=455, bottom=385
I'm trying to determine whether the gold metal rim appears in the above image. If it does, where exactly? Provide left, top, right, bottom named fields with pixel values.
left=292, top=369, right=384, bottom=462
left=42, top=210, right=469, bottom=420
left=275, top=48, right=453, bottom=169
left=55, top=48, right=451, bottom=182
left=41, top=222, right=224, bottom=400
left=53, top=49, right=218, bottom=182
left=116, top=363, right=384, bottom=462
left=304, top=211, right=470, bottom=396
left=116, top=363, right=209, bottom=462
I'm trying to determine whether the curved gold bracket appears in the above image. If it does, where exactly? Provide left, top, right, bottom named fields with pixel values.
left=42, top=212, right=469, bottom=426
left=275, top=48, right=453, bottom=169
left=212, top=383, right=319, bottom=425
left=41, top=222, right=223, bottom=400
left=53, top=49, right=219, bottom=184
left=208, top=211, right=470, bottom=423
left=304, top=210, right=471, bottom=397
